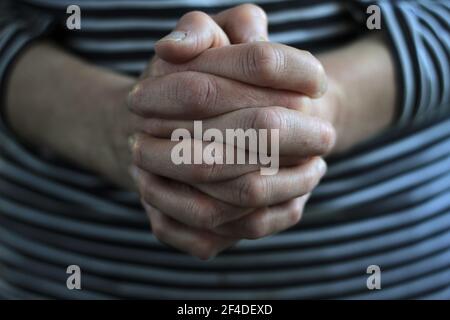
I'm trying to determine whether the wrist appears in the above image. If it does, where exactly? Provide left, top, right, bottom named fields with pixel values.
left=100, top=74, right=138, bottom=189
left=323, top=78, right=347, bottom=154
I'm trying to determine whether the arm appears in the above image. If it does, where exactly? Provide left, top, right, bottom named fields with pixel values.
left=0, top=0, right=135, bottom=188
left=5, top=42, right=136, bottom=188
left=343, top=0, right=450, bottom=127
left=317, top=34, right=397, bottom=153
left=308, top=0, right=449, bottom=154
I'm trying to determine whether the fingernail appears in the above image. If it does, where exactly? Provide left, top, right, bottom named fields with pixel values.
left=128, top=135, right=137, bottom=152
left=158, top=31, right=187, bottom=42
left=127, top=84, right=140, bottom=106
left=317, top=158, right=327, bottom=175
left=129, top=165, right=140, bottom=182
left=257, top=35, right=269, bottom=42
left=320, top=79, right=328, bottom=96
left=249, top=35, right=269, bottom=42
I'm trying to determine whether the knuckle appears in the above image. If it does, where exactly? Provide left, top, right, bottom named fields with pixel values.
left=188, top=198, right=221, bottom=230
left=207, top=203, right=228, bottom=229
left=254, top=107, right=285, bottom=131
left=197, top=214, right=217, bottom=231
left=175, top=73, right=218, bottom=115
left=184, top=197, right=203, bottom=225
left=237, top=3, right=267, bottom=20
left=247, top=43, right=285, bottom=84
left=197, top=75, right=218, bottom=114
left=237, top=176, right=267, bottom=207
left=171, top=74, right=195, bottom=105
left=169, top=75, right=188, bottom=103
left=245, top=216, right=268, bottom=239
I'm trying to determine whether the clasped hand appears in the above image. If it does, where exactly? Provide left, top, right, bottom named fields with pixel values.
left=123, top=5, right=337, bottom=259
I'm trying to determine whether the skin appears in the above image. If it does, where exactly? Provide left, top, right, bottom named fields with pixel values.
left=5, top=4, right=396, bottom=260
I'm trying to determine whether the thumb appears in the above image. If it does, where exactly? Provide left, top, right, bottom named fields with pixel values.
left=213, top=4, right=269, bottom=43
left=155, top=11, right=230, bottom=64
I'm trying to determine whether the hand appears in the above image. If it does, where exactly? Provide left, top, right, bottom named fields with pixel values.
left=122, top=5, right=335, bottom=259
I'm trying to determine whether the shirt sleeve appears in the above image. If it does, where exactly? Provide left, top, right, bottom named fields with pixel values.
left=349, top=0, right=450, bottom=126
left=0, top=0, right=55, bottom=130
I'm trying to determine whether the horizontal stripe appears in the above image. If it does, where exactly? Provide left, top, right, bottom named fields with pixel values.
left=0, top=0, right=449, bottom=299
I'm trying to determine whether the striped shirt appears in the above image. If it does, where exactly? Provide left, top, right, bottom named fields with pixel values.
left=0, top=0, right=449, bottom=299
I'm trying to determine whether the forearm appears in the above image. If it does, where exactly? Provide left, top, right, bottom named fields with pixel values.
left=318, top=34, right=397, bottom=153
left=5, top=42, right=136, bottom=186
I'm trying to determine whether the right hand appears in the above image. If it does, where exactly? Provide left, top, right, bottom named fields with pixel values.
left=118, top=5, right=336, bottom=259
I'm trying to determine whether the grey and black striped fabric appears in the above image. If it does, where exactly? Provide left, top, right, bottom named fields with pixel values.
left=0, top=0, right=449, bottom=299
